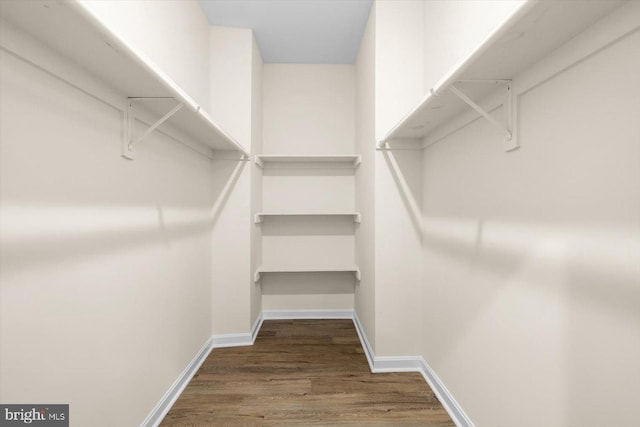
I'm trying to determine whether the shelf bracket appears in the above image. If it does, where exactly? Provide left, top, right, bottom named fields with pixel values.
left=123, top=97, right=184, bottom=160
left=254, top=271, right=261, bottom=283
left=449, top=80, right=517, bottom=151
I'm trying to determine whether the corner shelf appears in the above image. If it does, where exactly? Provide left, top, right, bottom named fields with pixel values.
left=0, top=0, right=248, bottom=158
left=378, top=1, right=623, bottom=151
left=254, top=266, right=361, bottom=283
left=254, top=212, right=361, bottom=224
left=255, top=155, right=361, bottom=168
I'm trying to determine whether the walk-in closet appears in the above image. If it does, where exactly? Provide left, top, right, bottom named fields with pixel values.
left=1, top=1, right=638, bottom=426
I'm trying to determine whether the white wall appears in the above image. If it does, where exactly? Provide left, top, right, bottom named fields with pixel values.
left=354, top=5, right=377, bottom=349
left=82, top=0, right=212, bottom=110
left=263, top=65, right=355, bottom=155
left=373, top=0, right=424, bottom=356
left=209, top=26, right=256, bottom=334
left=250, top=35, right=264, bottom=327
left=374, top=0, right=425, bottom=140
left=0, top=20, right=213, bottom=427
left=420, top=3, right=640, bottom=426
left=261, top=64, right=357, bottom=310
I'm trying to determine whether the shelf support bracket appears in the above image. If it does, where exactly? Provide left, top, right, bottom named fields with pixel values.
left=123, top=97, right=184, bottom=160
left=254, top=155, right=264, bottom=168
left=449, top=80, right=517, bottom=151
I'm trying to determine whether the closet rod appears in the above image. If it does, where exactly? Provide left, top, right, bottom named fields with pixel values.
left=68, top=1, right=249, bottom=158
left=377, top=0, right=536, bottom=147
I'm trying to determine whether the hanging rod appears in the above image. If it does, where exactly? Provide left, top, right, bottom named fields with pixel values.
left=376, top=1, right=535, bottom=148
left=1, top=45, right=218, bottom=160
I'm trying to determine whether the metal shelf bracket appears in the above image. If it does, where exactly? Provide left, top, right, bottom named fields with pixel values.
left=449, top=80, right=517, bottom=151
left=123, top=97, right=184, bottom=160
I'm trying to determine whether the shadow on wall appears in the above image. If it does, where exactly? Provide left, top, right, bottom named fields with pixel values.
left=1, top=160, right=247, bottom=277
left=380, top=150, right=422, bottom=237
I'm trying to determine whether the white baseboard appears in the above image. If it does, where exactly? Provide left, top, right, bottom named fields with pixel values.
left=250, top=311, right=264, bottom=343
left=210, top=332, right=253, bottom=348
left=351, top=311, right=473, bottom=427
left=351, top=311, right=375, bottom=370
left=146, top=309, right=473, bottom=427
left=418, top=357, right=474, bottom=427
left=140, top=337, right=212, bottom=427
left=262, top=309, right=354, bottom=320
left=211, top=312, right=265, bottom=348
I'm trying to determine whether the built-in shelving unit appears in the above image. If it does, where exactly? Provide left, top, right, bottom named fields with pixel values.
left=255, top=152, right=361, bottom=285
left=254, top=212, right=361, bottom=224
left=0, top=0, right=248, bottom=159
left=378, top=1, right=624, bottom=151
left=254, top=266, right=361, bottom=283
left=255, top=155, right=361, bottom=168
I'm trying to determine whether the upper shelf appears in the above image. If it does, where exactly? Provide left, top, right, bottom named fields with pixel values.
left=0, top=0, right=248, bottom=156
left=378, top=0, right=624, bottom=147
left=255, top=155, right=361, bottom=168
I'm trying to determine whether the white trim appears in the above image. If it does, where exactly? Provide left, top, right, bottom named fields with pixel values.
left=351, top=311, right=375, bottom=371
left=418, top=357, right=474, bottom=427
left=140, top=337, right=212, bottom=427
left=250, top=311, right=264, bottom=343
left=350, top=311, right=473, bottom=427
left=210, top=332, right=253, bottom=348
left=145, top=309, right=474, bottom=427
left=262, top=309, right=354, bottom=320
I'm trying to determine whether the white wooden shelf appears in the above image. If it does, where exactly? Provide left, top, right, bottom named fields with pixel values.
left=254, top=266, right=361, bottom=283
left=254, top=212, right=361, bottom=224
left=255, top=155, right=361, bottom=168
left=0, top=0, right=248, bottom=158
left=378, top=1, right=623, bottom=151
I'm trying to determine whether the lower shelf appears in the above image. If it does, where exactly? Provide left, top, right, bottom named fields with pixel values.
left=254, top=266, right=361, bottom=283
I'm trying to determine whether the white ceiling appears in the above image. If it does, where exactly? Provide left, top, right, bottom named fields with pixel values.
left=198, top=0, right=373, bottom=64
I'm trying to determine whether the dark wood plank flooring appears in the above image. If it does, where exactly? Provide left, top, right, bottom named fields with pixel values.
left=161, top=319, right=455, bottom=426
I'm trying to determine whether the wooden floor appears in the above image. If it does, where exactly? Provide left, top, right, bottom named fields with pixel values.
left=161, top=319, right=454, bottom=426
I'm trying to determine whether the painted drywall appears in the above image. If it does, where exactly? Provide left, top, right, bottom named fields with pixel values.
left=374, top=0, right=425, bottom=140
left=373, top=1, right=425, bottom=356
left=209, top=26, right=255, bottom=334
left=263, top=64, right=355, bottom=154
left=354, top=5, right=377, bottom=351
left=0, top=20, right=214, bottom=427
left=81, top=0, right=211, bottom=111
left=250, top=35, right=264, bottom=328
left=420, top=3, right=640, bottom=426
left=261, top=64, right=356, bottom=310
